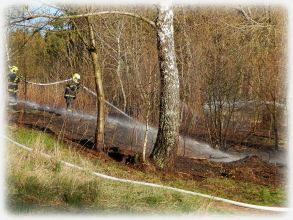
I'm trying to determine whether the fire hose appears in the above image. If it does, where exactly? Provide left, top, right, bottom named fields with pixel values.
left=2, top=135, right=289, bottom=213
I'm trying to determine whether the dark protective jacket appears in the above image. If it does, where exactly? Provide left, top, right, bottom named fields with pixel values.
left=64, top=80, right=80, bottom=99
left=8, top=72, right=20, bottom=93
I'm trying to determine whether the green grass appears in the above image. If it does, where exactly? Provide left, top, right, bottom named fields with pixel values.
left=6, top=125, right=287, bottom=214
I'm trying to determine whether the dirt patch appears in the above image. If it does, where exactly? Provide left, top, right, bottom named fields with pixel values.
left=175, top=155, right=285, bottom=186
left=225, top=155, right=284, bottom=185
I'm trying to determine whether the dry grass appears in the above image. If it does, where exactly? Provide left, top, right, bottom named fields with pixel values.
left=7, top=126, right=230, bottom=215
left=18, top=83, right=97, bottom=114
left=6, top=126, right=286, bottom=215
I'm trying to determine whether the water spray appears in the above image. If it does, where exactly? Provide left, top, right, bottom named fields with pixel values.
left=15, top=99, right=247, bottom=163
left=13, top=79, right=279, bottom=163
left=81, top=85, right=135, bottom=121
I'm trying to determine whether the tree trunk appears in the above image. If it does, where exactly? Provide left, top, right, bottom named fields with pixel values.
left=273, top=114, right=279, bottom=151
left=150, top=5, right=180, bottom=170
left=272, top=100, right=279, bottom=151
left=142, top=106, right=150, bottom=162
left=116, top=29, right=127, bottom=112
left=87, top=17, right=105, bottom=151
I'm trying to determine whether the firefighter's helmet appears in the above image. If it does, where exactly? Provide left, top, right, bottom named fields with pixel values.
left=9, top=66, right=19, bottom=73
left=72, top=73, right=80, bottom=82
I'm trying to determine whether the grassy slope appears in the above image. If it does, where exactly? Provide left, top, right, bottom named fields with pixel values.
left=6, top=126, right=287, bottom=214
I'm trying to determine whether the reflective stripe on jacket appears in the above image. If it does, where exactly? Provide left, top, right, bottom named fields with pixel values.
left=64, top=81, right=80, bottom=98
left=8, top=72, right=20, bottom=92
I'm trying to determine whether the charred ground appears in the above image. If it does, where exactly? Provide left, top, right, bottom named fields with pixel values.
left=8, top=106, right=286, bottom=188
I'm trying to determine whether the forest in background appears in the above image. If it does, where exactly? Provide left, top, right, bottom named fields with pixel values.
left=7, top=5, right=287, bottom=152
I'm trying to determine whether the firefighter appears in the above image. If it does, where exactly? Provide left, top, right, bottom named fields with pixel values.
left=64, top=73, right=81, bottom=112
left=7, top=65, right=21, bottom=106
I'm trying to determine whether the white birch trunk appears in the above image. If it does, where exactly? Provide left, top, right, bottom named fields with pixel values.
left=142, top=106, right=150, bottom=162
left=116, top=22, right=127, bottom=112
left=150, top=5, right=180, bottom=170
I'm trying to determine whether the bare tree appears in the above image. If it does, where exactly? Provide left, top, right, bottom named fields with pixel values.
left=86, top=16, right=106, bottom=150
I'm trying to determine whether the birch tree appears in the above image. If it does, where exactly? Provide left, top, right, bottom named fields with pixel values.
left=149, top=5, right=180, bottom=170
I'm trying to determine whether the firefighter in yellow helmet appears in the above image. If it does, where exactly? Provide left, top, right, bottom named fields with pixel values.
left=7, top=65, right=21, bottom=106
left=64, top=73, right=81, bottom=112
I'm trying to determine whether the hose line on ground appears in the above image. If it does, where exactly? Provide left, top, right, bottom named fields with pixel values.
left=2, top=135, right=289, bottom=213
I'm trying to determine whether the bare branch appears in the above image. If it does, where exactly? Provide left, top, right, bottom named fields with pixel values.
left=10, top=10, right=156, bottom=29
left=237, top=6, right=272, bottom=28
left=70, top=19, right=90, bottom=49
